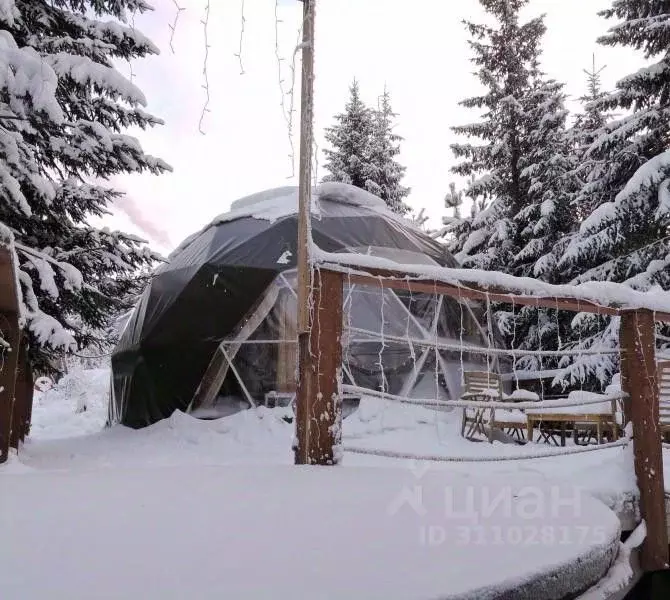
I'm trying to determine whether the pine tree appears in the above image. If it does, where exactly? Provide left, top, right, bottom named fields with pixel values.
left=574, top=57, right=608, bottom=150
left=555, top=1, right=670, bottom=387
left=444, top=182, right=463, bottom=221
left=0, top=1, right=169, bottom=372
left=514, top=77, right=575, bottom=283
left=409, top=207, right=429, bottom=230
left=441, top=180, right=478, bottom=258
left=363, top=89, right=410, bottom=214
left=322, top=79, right=373, bottom=189
left=500, top=77, right=577, bottom=374
left=570, top=57, right=610, bottom=221
left=450, top=0, right=546, bottom=271
left=541, top=59, right=613, bottom=389
left=559, top=0, right=670, bottom=291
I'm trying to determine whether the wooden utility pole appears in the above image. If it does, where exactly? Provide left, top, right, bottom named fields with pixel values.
left=296, top=2, right=314, bottom=336
left=294, top=0, right=323, bottom=465
left=620, top=310, right=668, bottom=571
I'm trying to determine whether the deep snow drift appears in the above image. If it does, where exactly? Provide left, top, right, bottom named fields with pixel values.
left=0, top=367, right=652, bottom=599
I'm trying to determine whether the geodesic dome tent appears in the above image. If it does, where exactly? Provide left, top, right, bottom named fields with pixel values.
left=110, top=183, right=506, bottom=428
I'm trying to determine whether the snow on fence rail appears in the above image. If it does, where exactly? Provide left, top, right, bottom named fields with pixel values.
left=341, top=384, right=628, bottom=411
left=311, top=246, right=670, bottom=320
left=345, top=439, right=629, bottom=463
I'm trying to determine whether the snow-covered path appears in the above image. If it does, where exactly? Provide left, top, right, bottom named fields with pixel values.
left=0, top=368, right=649, bottom=598
left=2, top=464, right=622, bottom=600
left=21, top=374, right=640, bottom=524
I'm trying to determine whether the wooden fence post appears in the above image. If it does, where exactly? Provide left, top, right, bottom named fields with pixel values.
left=620, top=309, right=668, bottom=570
left=11, top=339, right=33, bottom=447
left=294, top=269, right=343, bottom=465
left=0, top=245, right=21, bottom=464
left=0, top=323, right=20, bottom=464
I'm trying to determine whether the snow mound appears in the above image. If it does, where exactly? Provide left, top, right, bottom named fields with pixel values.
left=229, top=182, right=387, bottom=214
left=30, top=367, right=109, bottom=440
left=226, top=186, right=300, bottom=222
left=344, top=395, right=442, bottom=438
left=318, top=181, right=387, bottom=209
left=223, top=182, right=388, bottom=225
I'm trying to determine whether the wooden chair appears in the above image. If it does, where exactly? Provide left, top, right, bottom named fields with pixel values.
left=461, top=371, right=500, bottom=441
left=460, top=371, right=526, bottom=442
left=658, top=361, right=670, bottom=442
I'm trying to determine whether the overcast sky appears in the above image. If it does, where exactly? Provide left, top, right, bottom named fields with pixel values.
left=105, top=0, right=647, bottom=253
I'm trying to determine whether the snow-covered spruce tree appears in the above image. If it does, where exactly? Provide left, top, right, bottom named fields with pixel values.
left=438, top=182, right=465, bottom=241
left=0, top=1, right=169, bottom=372
left=445, top=182, right=463, bottom=221
left=363, top=88, right=410, bottom=214
left=450, top=0, right=545, bottom=272
left=440, top=180, right=479, bottom=254
left=503, top=77, right=577, bottom=372
left=555, top=0, right=670, bottom=387
left=561, top=1, right=670, bottom=289
left=573, top=57, right=609, bottom=149
left=322, top=79, right=373, bottom=189
left=569, top=57, right=611, bottom=222
left=514, top=78, right=575, bottom=283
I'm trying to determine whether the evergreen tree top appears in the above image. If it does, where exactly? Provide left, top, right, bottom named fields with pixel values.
left=582, top=56, right=607, bottom=104
left=598, top=0, right=670, bottom=57
left=323, top=81, right=409, bottom=214
left=322, top=79, right=373, bottom=190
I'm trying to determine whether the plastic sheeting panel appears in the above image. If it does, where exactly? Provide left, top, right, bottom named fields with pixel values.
left=111, top=184, right=504, bottom=427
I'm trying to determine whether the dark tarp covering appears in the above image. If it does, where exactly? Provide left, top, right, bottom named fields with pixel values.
left=110, top=184, right=497, bottom=428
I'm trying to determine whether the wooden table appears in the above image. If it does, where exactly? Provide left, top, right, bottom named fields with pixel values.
left=526, top=403, right=618, bottom=446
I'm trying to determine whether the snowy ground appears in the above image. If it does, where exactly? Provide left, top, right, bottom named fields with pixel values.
left=0, top=368, right=653, bottom=599
left=21, top=370, right=640, bottom=521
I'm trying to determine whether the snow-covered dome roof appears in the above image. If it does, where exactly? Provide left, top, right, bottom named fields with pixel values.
left=171, top=182, right=404, bottom=260
left=229, top=182, right=387, bottom=213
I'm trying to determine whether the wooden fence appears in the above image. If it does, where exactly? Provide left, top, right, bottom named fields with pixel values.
left=295, top=266, right=670, bottom=572
left=0, top=245, right=33, bottom=464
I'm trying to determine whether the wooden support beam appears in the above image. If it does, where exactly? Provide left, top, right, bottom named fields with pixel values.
left=0, top=245, right=21, bottom=463
left=0, top=319, right=20, bottom=463
left=620, top=310, right=668, bottom=571
left=344, top=271, right=621, bottom=316
left=191, top=347, right=229, bottom=413
left=619, top=324, right=633, bottom=429
left=327, top=267, right=670, bottom=322
left=11, top=339, right=32, bottom=446
left=294, top=269, right=343, bottom=465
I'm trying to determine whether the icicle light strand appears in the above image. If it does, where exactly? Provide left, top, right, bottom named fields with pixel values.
left=198, top=0, right=211, bottom=135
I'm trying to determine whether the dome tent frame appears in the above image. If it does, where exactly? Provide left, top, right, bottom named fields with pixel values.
left=110, top=183, right=501, bottom=428
left=187, top=265, right=502, bottom=417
